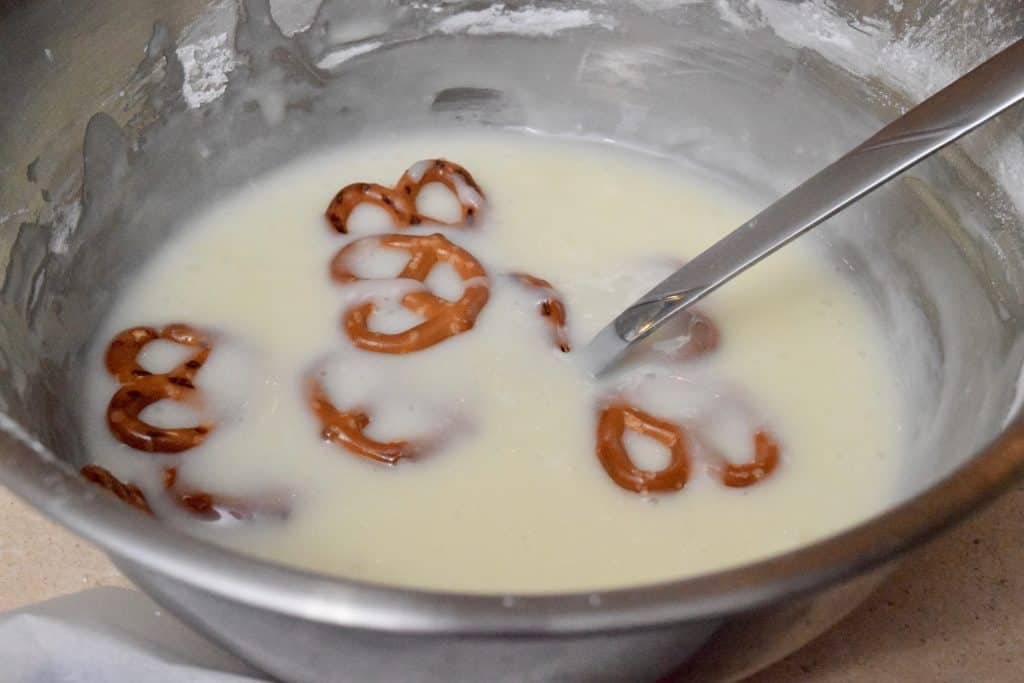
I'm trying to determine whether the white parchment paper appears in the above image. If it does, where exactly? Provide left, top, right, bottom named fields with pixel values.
left=0, top=588, right=268, bottom=682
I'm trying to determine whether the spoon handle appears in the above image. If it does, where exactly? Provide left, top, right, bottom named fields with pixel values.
left=583, top=37, right=1024, bottom=376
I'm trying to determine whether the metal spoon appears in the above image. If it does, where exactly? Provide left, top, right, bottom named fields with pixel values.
left=581, top=38, right=1024, bottom=376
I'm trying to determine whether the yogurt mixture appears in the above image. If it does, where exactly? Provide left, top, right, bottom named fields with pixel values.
left=80, top=133, right=903, bottom=593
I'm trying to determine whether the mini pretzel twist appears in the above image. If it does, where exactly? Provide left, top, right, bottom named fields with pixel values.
left=595, top=395, right=782, bottom=494
left=509, top=272, right=571, bottom=352
left=163, top=467, right=290, bottom=521
left=80, top=464, right=152, bottom=514
left=331, top=233, right=490, bottom=353
left=326, top=159, right=485, bottom=233
left=105, top=324, right=214, bottom=453
left=595, top=403, right=691, bottom=494
left=307, top=376, right=423, bottom=465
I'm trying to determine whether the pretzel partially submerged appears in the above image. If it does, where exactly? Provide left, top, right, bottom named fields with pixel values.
left=332, top=233, right=490, bottom=354
left=703, top=431, right=781, bottom=488
left=78, top=462, right=289, bottom=521
left=105, top=324, right=215, bottom=453
left=307, top=374, right=450, bottom=465
left=509, top=272, right=571, bottom=352
left=91, top=159, right=783, bottom=503
left=595, top=398, right=782, bottom=495
left=596, top=403, right=690, bottom=494
left=326, top=159, right=485, bottom=233
left=666, top=312, right=720, bottom=362
left=81, top=464, right=152, bottom=514
left=163, top=467, right=290, bottom=522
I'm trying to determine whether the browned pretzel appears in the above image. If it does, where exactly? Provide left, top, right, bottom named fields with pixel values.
left=672, top=312, right=720, bottom=361
left=105, top=324, right=215, bottom=453
left=633, top=258, right=720, bottom=362
left=163, top=467, right=290, bottom=521
left=595, top=396, right=782, bottom=494
left=307, top=376, right=425, bottom=465
left=331, top=233, right=490, bottom=353
left=595, top=402, right=691, bottom=494
left=326, top=159, right=485, bottom=233
left=706, top=431, right=781, bottom=488
left=80, top=464, right=152, bottom=514
left=508, top=272, right=571, bottom=352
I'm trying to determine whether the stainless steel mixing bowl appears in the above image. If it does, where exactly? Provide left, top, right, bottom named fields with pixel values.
left=2, top=1, right=1023, bottom=681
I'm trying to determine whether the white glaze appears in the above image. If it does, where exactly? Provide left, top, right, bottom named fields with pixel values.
left=82, top=132, right=903, bottom=593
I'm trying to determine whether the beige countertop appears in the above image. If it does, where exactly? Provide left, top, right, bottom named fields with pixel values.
left=1, top=481, right=1021, bottom=681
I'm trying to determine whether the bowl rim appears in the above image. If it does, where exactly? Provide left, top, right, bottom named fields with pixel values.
left=1, top=409, right=1022, bottom=635
left=3, top=0, right=1023, bottom=638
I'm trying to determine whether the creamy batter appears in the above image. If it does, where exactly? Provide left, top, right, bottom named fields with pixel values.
left=81, top=132, right=902, bottom=593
